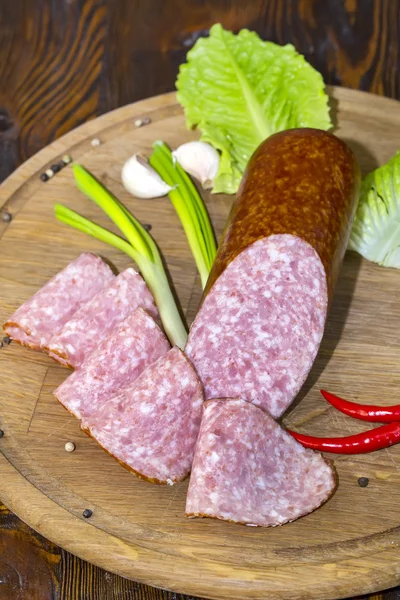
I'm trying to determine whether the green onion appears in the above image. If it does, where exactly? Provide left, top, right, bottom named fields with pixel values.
left=73, top=164, right=153, bottom=261
left=55, top=165, right=187, bottom=349
left=149, top=141, right=217, bottom=288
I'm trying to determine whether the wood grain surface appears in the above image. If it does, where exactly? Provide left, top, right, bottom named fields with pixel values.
left=1, top=1, right=400, bottom=599
left=1, top=88, right=400, bottom=600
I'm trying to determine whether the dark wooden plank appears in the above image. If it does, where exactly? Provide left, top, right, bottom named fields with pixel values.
left=0, top=501, right=202, bottom=600
left=1, top=0, right=400, bottom=599
left=0, top=501, right=60, bottom=599
left=1, top=0, right=400, bottom=185
left=3, top=499, right=400, bottom=600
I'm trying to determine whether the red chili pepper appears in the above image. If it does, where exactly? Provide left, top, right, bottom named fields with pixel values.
left=288, top=422, right=400, bottom=454
left=320, top=389, right=400, bottom=423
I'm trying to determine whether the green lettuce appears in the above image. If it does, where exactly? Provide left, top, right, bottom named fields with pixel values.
left=176, top=24, right=332, bottom=194
left=349, top=152, right=400, bottom=268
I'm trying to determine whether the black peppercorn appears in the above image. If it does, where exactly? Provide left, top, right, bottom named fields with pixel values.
left=82, top=508, right=93, bottom=518
left=2, top=212, right=12, bottom=223
left=51, top=163, right=61, bottom=173
left=3, top=336, right=11, bottom=345
left=0, top=430, right=4, bottom=439
left=357, top=477, right=369, bottom=488
left=40, top=173, right=49, bottom=182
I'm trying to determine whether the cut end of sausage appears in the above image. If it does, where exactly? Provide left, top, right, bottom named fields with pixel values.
left=185, top=398, right=336, bottom=527
left=185, top=234, right=328, bottom=418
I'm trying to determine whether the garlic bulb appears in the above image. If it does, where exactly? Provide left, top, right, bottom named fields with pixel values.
left=121, top=153, right=173, bottom=198
left=172, top=141, right=220, bottom=189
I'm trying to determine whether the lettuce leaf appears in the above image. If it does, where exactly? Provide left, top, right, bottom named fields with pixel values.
left=176, top=24, right=332, bottom=194
left=349, top=152, right=400, bottom=268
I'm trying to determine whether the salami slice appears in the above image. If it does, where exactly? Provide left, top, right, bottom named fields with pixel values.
left=54, top=307, right=170, bottom=420
left=46, top=268, right=158, bottom=368
left=4, top=253, right=114, bottom=351
left=186, top=130, right=360, bottom=418
left=186, top=235, right=327, bottom=418
left=82, top=347, right=204, bottom=484
left=186, top=398, right=336, bottom=527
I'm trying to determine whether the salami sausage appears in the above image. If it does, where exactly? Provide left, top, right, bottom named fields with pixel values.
left=82, top=347, right=204, bottom=484
left=4, top=253, right=114, bottom=350
left=186, top=129, right=360, bottom=418
left=54, top=307, right=170, bottom=420
left=46, top=268, right=158, bottom=368
left=186, top=398, right=336, bottom=526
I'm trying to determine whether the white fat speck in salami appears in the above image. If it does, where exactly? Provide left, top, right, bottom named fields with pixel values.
left=46, top=268, right=158, bottom=368
left=186, top=398, right=336, bottom=526
left=185, top=235, right=328, bottom=418
left=3, top=253, right=114, bottom=350
left=82, top=347, right=203, bottom=484
left=54, top=307, right=170, bottom=420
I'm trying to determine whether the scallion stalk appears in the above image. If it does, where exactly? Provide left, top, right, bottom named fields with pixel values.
left=55, top=167, right=187, bottom=349
left=149, top=141, right=217, bottom=288
left=154, top=141, right=217, bottom=269
left=73, top=164, right=153, bottom=261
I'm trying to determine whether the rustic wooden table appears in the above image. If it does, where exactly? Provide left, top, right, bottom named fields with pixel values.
left=0, top=1, right=400, bottom=599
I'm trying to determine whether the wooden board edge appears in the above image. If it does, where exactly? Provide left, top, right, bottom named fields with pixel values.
left=2, top=86, right=399, bottom=213
left=2, top=86, right=400, bottom=599
left=0, top=450, right=198, bottom=597
left=0, top=91, right=180, bottom=211
left=327, top=85, right=400, bottom=116
left=2, top=449, right=400, bottom=600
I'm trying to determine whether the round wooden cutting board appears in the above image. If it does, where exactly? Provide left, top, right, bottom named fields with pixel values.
left=2, top=88, right=400, bottom=600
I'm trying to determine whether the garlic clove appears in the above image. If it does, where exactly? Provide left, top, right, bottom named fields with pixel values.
left=172, top=141, right=220, bottom=189
left=122, top=153, right=174, bottom=199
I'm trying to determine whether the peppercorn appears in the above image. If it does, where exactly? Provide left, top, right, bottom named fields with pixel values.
left=82, top=509, right=93, bottom=518
left=357, top=477, right=369, bottom=488
left=134, top=117, right=151, bottom=127
left=64, top=441, right=76, bottom=453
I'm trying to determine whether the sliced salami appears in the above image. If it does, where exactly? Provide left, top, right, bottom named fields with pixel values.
left=82, top=347, right=204, bottom=484
left=54, top=307, right=170, bottom=420
left=4, top=253, right=114, bottom=350
left=46, top=268, right=158, bottom=368
left=186, top=235, right=327, bottom=418
left=186, top=398, right=336, bottom=527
